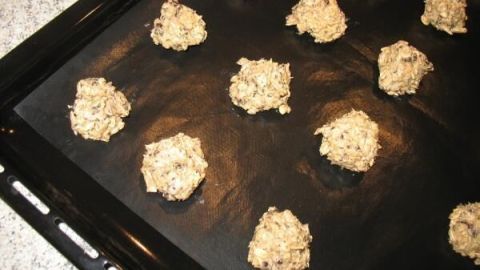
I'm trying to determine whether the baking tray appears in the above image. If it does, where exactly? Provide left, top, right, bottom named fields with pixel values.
left=1, top=0, right=480, bottom=269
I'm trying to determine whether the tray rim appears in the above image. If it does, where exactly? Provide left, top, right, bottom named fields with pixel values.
left=0, top=0, right=202, bottom=269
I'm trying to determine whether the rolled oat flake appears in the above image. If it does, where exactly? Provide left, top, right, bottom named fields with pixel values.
left=150, top=0, right=207, bottom=51
left=248, top=207, right=312, bottom=270
left=421, top=0, right=468, bottom=35
left=449, top=202, right=480, bottom=265
left=141, top=133, right=208, bottom=201
left=69, top=77, right=131, bottom=142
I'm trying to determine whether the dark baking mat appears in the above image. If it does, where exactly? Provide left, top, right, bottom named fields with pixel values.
left=14, top=0, right=480, bottom=269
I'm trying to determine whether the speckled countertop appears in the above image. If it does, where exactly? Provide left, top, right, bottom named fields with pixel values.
left=0, top=199, right=77, bottom=270
left=0, top=1, right=78, bottom=269
left=0, top=0, right=77, bottom=57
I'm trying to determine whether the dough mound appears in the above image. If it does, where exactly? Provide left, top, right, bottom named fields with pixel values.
left=229, top=58, right=292, bottom=115
left=69, top=78, right=131, bottom=142
left=286, top=0, right=347, bottom=43
left=449, top=202, right=480, bottom=265
left=421, top=0, right=467, bottom=35
left=248, top=207, right=312, bottom=270
left=141, top=133, right=208, bottom=201
left=378, top=40, right=434, bottom=96
left=314, top=110, right=380, bottom=172
left=150, top=0, right=207, bottom=51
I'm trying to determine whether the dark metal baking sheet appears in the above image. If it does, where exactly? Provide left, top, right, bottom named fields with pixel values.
left=12, top=0, right=480, bottom=269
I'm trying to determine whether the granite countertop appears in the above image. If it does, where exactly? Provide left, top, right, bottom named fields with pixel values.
left=0, top=199, right=77, bottom=270
left=0, top=1, right=78, bottom=269
left=0, top=0, right=77, bottom=57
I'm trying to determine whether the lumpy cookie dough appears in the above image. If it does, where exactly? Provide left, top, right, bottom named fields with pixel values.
left=421, top=0, right=468, bottom=35
left=248, top=207, right=312, bottom=270
left=150, top=0, right=207, bottom=51
left=314, top=110, right=381, bottom=172
left=449, top=202, right=480, bottom=265
left=141, top=133, right=208, bottom=201
left=378, top=40, right=434, bottom=96
left=69, top=78, right=131, bottom=142
left=229, top=58, right=292, bottom=115
left=286, top=0, right=347, bottom=43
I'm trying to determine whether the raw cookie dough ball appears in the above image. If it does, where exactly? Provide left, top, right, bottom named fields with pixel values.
left=150, top=0, right=207, bottom=51
left=314, top=110, right=381, bottom=172
left=141, top=133, right=208, bottom=201
left=421, top=0, right=468, bottom=35
left=378, top=40, right=434, bottom=96
left=229, top=58, right=292, bottom=115
left=286, top=0, right=347, bottom=43
left=69, top=78, right=131, bottom=142
left=449, top=202, right=480, bottom=265
left=248, top=207, right=312, bottom=270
